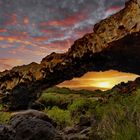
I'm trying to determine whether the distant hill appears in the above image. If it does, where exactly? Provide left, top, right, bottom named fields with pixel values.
left=44, top=85, right=104, bottom=96
left=45, top=76, right=140, bottom=96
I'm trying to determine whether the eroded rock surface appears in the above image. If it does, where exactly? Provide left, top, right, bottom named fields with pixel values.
left=1, top=0, right=140, bottom=109
left=1, top=110, right=61, bottom=140
left=11, top=118, right=56, bottom=140
left=10, top=109, right=57, bottom=127
left=0, top=124, right=15, bottom=140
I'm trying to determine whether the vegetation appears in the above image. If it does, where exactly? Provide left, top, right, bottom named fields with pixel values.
left=0, top=112, right=11, bottom=123
left=0, top=85, right=139, bottom=139
left=38, top=86, right=140, bottom=140
left=39, top=87, right=99, bottom=127
left=90, top=89, right=140, bottom=140
left=46, top=107, right=72, bottom=128
left=0, top=104, right=11, bottom=123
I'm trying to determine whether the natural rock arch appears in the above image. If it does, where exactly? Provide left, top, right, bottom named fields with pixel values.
left=0, top=0, right=140, bottom=109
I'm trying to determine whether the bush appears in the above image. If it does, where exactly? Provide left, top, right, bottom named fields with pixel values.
left=38, top=91, right=83, bottom=110
left=68, top=98, right=96, bottom=117
left=44, top=86, right=72, bottom=94
left=46, top=106, right=72, bottom=128
left=39, top=93, right=61, bottom=107
left=0, top=112, right=11, bottom=123
left=38, top=93, right=71, bottom=109
left=91, top=89, right=140, bottom=140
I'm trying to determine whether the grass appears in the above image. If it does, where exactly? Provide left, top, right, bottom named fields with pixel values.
left=43, top=98, right=97, bottom=128
left=45, top=107, right=72, bottom=129
left=0, top=85, right=137, bottom=140
left=38, top=86, right=140, bottom=139
left=0, top=104, right=11, bottom=123
left=44, top=86, right=73, bottom=95
left=38, top=92, right=80, bottom=109
left=68, top=98, right=96, bottom=117
left=0, top=111, right=11, bottom=123
left=39, top=88, right=99, bottom=127
left=90, top=89, right=140, bottom=140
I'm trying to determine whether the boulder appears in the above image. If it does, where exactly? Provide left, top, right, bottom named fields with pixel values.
left=0, top=124, right=15, bottom=140
left=10, top=109, right=57, bottom=128
left=11, top=118, right=56, bottom=140
left=9, top=110, right=60, bottom=140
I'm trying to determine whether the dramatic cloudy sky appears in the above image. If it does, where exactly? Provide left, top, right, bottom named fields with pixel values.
left=0, top=0, right=125, bottom=71
left=1, top=0, right=138, bottom=90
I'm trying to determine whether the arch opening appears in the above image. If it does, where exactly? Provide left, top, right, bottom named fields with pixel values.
left=58, top=70, right=139, bottom=91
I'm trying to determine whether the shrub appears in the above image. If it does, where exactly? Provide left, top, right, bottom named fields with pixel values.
left=38, top=91, right=84, bottom=109
left=46, top=106, right=72, bottom=128
left=44, top=86, right=72, bottom=94
left=91, top=89, right=140, bottom=140
left=0, top=112, right=11, bottom=123
left=39, top=93, right=61, bottom=107
left=68, top=98, right=96, bottom=117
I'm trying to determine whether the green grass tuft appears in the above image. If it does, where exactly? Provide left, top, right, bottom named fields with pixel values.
left=46, top=106, right=72, bottom=128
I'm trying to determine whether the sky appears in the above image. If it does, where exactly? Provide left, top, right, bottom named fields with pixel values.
left=0, top=0, right=125, bottom=70
left=0, top=0, right=138, bottom=90
left=58, top=71, right=139, bottom=90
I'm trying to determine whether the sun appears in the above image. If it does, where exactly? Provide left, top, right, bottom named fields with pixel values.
left=97, top=82, right=111, bottom=88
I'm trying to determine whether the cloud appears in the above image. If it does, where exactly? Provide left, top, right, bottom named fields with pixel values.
left=0, top=0, right=125, bottom=68
left=0, top=58, right=23, bottom=71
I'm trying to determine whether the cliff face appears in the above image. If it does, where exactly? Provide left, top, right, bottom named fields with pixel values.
left=0, top=0, right=140, bottom=109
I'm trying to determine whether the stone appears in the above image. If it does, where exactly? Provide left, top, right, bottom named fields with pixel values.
left=9, top=110, right=60, bottom=140
left=79, top=116, right=91, bottom=127
left=12, top=118, right=56, bottom=140
left=0, top=124, right=15, bottom=140
left=10, top=109, right=57, bottom=127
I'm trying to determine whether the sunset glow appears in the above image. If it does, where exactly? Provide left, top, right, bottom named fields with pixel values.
left=96, top=82, right=111, bottom=89
left=58, top=70, right=139, bottom=90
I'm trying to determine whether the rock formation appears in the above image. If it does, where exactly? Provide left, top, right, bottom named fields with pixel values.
left=0, top=110, right=61, bottom=140
left=1, top=0, right=140, bottom=109
left=112, top=77, right=140, bottom=94
left=0, top=124, right=15, bottom=140
left=9, top=110, right=61, bottom=140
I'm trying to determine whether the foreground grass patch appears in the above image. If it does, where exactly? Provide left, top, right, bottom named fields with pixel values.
left=40, top=87, right=140, bottom=140
left=91, top=90, right=140, bottom=140
left=0, top=111, right=11, bottom=123
left=46, top=107, right=72, bottom=128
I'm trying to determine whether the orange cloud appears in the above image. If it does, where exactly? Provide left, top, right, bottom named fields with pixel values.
left=23, top=16, right=29, bottom=25
left=0, top=58, right=23, bottom=71
left=0, top=35, right=44, bottom=48
left=0, top=29, right=7, bottom=33
left=34, top=37, right=48, bottom=42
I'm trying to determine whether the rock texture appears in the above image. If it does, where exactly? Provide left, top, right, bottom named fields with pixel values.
left=112, top=77, right=140, bottom=94
left=10, top=109, right=57, bottom=127
left=62, top=116, right=92, bottom=140
left=0, top=124, right=15, bottom=140
left=1, top=0, right=140, bottom=109
left=0, top=110, right=61, bottom=140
